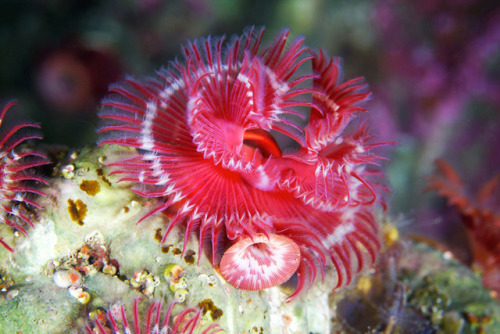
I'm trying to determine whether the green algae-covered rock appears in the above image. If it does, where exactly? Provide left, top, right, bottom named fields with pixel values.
left=333, top=240, right=500, bottom=333
left=0, top=145, right=334, bottom=333
left=0, top=144, right=499, bottom=333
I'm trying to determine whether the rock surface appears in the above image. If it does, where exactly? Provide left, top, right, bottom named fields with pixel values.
left=0, top=144, right=498, bottom=333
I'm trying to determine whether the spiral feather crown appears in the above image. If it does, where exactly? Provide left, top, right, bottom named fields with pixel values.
left=98, top=27, right=389, bottom=298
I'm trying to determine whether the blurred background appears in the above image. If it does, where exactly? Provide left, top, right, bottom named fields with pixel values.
left=0, top=0, right=499, bottom=271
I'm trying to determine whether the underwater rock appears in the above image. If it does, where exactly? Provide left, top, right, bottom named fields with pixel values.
left=333, top=240, right=500, bottom=333
left=0, top=144, right=334, bottom=333
left=0, top=144, right=498, bottom=333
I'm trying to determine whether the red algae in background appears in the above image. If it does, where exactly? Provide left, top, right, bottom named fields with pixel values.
left=97, top=27, right=391, bottom=298
left=428, top=159, right=500, bottom=296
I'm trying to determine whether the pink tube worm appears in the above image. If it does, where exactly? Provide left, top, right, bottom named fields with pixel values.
left=85, top=297, right=222, bottom=334
left=0, top=101, right=49, bottom=252
left=98, top=27, right=389, bottom=298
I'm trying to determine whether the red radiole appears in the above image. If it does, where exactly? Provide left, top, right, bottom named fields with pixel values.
left=98, top=27, right=390, bottom=299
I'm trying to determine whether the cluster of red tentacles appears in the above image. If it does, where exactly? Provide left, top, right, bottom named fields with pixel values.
left=0, top=101, right=49, bottom=252
left=85, top=297, right=222, bottom=334
left=428, top=159, right=500, bottom=296
left=98, top=27, right=389, bottom=299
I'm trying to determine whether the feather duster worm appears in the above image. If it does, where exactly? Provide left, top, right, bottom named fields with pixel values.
left=0, top=101, right=49, bottom=252
left=98, top=27, right=388, bottom=298
left=428, top=159, right=500, bottom=296
left=85, top=297, right=222, bottom=334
